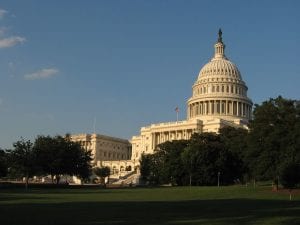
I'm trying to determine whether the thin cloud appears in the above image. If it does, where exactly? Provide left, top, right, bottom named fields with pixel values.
left=0, top=9, right=7, bottom=19
left=0, top=36, right=26, bottom=48
left=24, top=68, right=59, bottom=80
left=0, top=98, right=3, bottom=106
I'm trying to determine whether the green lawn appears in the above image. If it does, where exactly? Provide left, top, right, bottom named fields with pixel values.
left=0, top=185, right=299, bottom=225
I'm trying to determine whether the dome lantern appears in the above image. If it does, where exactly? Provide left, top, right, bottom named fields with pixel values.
left=214, top=28, right=226, bottom=59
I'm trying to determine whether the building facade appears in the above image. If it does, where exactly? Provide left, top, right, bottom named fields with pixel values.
left=130, top=29, right=252, bottom=165
left=72, top=30, right=252, bottom=183
left=71, top=133, right=131, bottom=166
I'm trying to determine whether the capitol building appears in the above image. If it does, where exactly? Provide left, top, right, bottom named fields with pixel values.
left=71, top=30, right=252, bottom=184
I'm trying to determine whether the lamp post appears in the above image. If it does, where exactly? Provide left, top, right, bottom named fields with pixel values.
left=218, top=171, right=220, bottom=187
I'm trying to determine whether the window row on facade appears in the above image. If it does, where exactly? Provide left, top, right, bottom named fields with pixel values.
left=194, top=84, right=246, bottom=96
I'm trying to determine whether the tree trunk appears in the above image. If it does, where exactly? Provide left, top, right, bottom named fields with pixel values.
left=56, top=175, right=60, bottom=184
left=275, top=176, right=279, bottom=191
left=289, top=190, right=292, bottom=201
left=51, top=175, right=54, bottom=184
left=25, top=174, right=29, bottom=190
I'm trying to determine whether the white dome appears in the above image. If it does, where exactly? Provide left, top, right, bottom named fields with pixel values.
left=198, top=58, right=242, bottom=80
left=197, top=32, right=242, bottom=81
left=187, top=29, right=252, bottom=124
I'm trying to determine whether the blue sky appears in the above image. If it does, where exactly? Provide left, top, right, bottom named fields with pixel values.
left=0, top=0, right=299, bottom=149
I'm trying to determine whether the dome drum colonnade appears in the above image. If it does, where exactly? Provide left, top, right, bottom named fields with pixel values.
left=187, top=29, right=252, bottom=122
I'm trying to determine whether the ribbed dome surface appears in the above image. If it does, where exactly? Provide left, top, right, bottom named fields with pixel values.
left=198, top=58, right=242, bottom=80
left=187, top=29, right=252, bottom=124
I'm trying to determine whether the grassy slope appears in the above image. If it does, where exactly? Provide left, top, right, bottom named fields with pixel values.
left=0, top=186, right=299, bottom=225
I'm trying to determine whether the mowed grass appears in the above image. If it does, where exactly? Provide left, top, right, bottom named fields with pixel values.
left=0, top=185, right=300, bottom=225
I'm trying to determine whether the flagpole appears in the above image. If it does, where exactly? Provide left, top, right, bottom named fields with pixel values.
left=175, top=107, right=179, bottom=123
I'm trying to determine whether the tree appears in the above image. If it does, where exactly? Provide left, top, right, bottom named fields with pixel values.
left=219, top=127, right=248, bottom=182
left=139, top=140, right=189, bottom=185
left=280, top=161, right=300, bottom=200
left=60, top=136, right=93, bottom=181
left=0, top=149, right=8, bottom=178
left=140, top=154, right=153, bottom=182
left=8, top=138, right=36, bottom=189
left=139, top=153, right=162, bottom=185
left=93, top=166, right=110, bottom=186
left=34, top=135, right=65, bottom=183
left=156, top=140, right=189, bottom=185
left=34, top=135, right=92, bottom=184
left=181, top=133, right=241, bottom=186
left=246, top=96, right=300, bottom=186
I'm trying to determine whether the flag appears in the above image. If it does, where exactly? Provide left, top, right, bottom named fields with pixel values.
left=175, top=106, right=179, bottom=112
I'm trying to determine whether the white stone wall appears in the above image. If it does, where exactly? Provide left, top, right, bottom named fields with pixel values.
left=71, top=133, right=131, bottom=165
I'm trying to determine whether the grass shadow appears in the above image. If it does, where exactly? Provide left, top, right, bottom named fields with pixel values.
left=1, top=199, right=300, bottom=225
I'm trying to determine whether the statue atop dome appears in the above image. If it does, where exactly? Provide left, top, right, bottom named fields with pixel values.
left=218, top=28, right=223, bottom=43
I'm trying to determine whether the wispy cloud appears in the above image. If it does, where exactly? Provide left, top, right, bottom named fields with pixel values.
left=0, top=9, right=25, bottom=49
left=0, top=36, right=26, bottom=48
left=0, top=9, right=7, bottom=19
left=24, top=68, right=59, bottom=80
left=0, top=98, right=3, bottom=106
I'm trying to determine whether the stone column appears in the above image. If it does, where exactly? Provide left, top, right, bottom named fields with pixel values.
left=213, top=100, right=216, bottom=114
left=241, top=103, right=244, bottom=117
